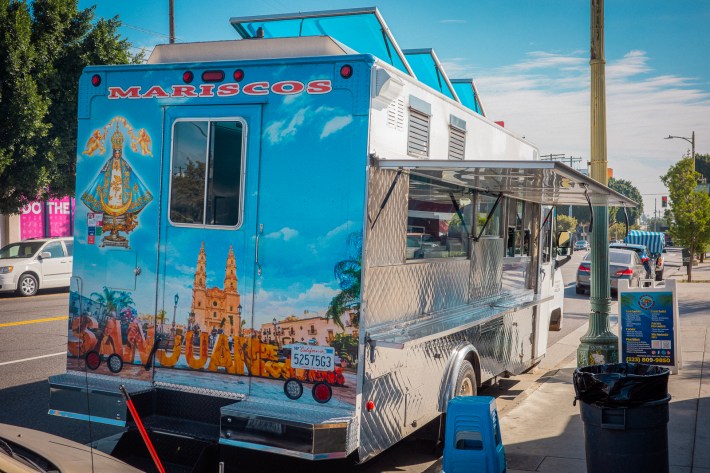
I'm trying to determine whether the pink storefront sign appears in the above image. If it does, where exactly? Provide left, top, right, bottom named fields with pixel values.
left=20, top=197, right=75, bottom=239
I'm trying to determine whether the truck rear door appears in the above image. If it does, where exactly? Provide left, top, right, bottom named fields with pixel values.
left=153, top=105, right=261, bottom=395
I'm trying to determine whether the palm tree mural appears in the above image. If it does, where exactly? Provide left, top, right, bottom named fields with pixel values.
left=90, top=286, right=119, bottom=318
left=326, top=232, right=361, bottom=330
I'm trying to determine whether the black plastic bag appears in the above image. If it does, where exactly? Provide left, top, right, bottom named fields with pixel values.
left=573, top=363, right=669, bottom=407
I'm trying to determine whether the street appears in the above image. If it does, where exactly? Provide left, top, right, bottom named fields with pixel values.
left=0, top=248, right=683, bottom=472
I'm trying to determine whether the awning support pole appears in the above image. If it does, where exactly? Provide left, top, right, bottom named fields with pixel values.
left=578, top=0, right=618, bottom=367
left=473, top=193, right=503, bottom=242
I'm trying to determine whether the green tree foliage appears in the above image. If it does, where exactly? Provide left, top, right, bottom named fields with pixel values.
left=326, top=233, right=362, bottom=330
left=556, top=214, right=578, bottom=233
left=661, top=157, right=710, bottom=281
left=608, top=177, right=643, bottom=226
left=0, top=0, right=138, bottom=214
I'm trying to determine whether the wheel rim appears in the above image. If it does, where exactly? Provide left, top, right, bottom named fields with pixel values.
left=21, top=277, right=36, bottom=295
left=458, top=377, right=474, bottom=396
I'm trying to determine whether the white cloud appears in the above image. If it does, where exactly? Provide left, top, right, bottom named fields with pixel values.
left=254, top=283, right=339, bottom=319
left=443, top=49, right=710, bottom=215
left=265, top=227, right=299, bottom=241
left=320, top=115, right=353, bottom=139
left=264, top=107, right=308, bottom=144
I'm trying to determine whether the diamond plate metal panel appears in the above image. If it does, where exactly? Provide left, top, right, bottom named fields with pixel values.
left=358, top=305, right=536, bottom=462
left=470, top=238, right=503, bottom=300
left=364, top=260, right=470, bottom=328
left=365, top=167, right=408, bottom=267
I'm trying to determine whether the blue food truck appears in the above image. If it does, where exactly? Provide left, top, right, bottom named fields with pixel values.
left=48, top=7, right=634, bottom=469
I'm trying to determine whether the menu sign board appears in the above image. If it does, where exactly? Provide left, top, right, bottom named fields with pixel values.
left=619, top=279, right=681, bottom=374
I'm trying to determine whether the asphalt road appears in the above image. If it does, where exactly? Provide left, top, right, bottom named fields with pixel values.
left=0, top=249, right=679, bottom=472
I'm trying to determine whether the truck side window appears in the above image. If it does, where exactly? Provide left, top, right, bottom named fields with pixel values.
left=170, top=119, right=244, bottom=227
left=476, top=194, right=502, bottom=238
left=406, top=177, right=471, bottom=259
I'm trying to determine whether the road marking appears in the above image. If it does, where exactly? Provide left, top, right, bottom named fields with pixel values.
left=0, top=315, right=68, bottom=328
left=0, top=352, right=66, bottom=367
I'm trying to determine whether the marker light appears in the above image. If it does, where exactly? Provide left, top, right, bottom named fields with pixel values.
left=615, top=268, right=634, bottom=276
left=339, top=64, right=353, bottom=79
left=312, top=382, right=332, bottom=403
left=578, top=265, right=590, bottom=273
left=107, top=353, right=124, bottom=373
left=91, top=74, right=101, bottom=87
left=182, top=71, right=194, bottom=83
left=202, top=70, right=225, bottom=82
left=233, top=69, right=245, bottom=82
left=366, top=400, right=375, bottom=411
left=284, top=378, right=304, bottom=400
left=85, top=350, right=101, bottom=370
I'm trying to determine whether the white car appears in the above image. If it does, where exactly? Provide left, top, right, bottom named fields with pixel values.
left=0, top=237, right=73, bottom=296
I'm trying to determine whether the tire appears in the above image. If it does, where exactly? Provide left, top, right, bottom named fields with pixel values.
left=575, top=285, right=585, bottom=295
left=16, top=273, right=39, bottom=297
left=454, top=360, right=477, bottom=397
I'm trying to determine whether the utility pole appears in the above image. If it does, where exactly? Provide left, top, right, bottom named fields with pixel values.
left=578, top=0, right=617, bottom=367
left=169, top=0, right=175, bottom=44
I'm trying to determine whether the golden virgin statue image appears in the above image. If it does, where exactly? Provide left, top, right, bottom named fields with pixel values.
left=81, top=119, right=153, bottom=248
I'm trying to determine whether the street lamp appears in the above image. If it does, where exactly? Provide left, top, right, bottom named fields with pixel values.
left=665, top=131, right=695, bottom=172
left=172, top=293, right=179, bottom=329
left=272, top=317, right=279, bottom=346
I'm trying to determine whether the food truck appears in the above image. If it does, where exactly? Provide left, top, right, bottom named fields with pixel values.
left=48, top=7, right=635, bottom=468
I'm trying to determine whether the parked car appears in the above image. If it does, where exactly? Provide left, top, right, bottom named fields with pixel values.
left=576, top=249, right=646, bottom=295
left=574, top=240, right=590, bottom=251
left=0, top=422, right=142, bottom=472
left=0, top=237, right=73, bottom=296
left=609, top=242, right=655, bottom=280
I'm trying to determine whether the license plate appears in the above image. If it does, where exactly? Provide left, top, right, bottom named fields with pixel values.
left=246, top=418, right=283, bottom=435
left=290, top=345, right=335, bottom=371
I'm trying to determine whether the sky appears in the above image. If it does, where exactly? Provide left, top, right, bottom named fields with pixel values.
left=78, top=0, right=710, bottom=218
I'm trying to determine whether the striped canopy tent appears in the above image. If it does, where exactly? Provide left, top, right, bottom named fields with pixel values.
left=624, top=230, right=665, bottom=255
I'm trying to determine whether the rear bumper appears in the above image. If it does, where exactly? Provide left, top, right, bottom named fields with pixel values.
left=220, top=398, right=354, bottom=460
left=49, top=372, right=355, bottom=461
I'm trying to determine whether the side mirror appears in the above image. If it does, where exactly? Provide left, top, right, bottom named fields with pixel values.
left=39, top=251, right=52, bottom=259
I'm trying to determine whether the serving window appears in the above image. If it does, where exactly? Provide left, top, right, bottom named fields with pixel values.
left=169, top=119, right=245, bottom=227
left=505, top=198, right=532, bottom=257
left=406, top=176, right=472, bottom=260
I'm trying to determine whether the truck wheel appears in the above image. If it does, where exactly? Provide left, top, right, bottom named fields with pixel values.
left=17, top=273, right=38, bottom=297
left=575, top=285, right=585, bottom=295
left=455, top=360, right=477, bottom=397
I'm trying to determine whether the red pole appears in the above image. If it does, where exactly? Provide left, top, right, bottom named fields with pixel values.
left=119, top=385, right=166, bottom=473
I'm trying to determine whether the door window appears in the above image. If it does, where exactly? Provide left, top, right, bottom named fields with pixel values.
left=43, top=241, right=66, bottom=258
left=169, top=120, right=245, bottom=227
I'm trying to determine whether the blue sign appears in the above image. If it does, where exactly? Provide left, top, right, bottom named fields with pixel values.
left=619, top=291, right=675, bottom=366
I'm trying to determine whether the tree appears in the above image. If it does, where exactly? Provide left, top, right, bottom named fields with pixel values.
left=326, top=233, right=361, bottom=330
left=556, top=214, right=578, bottom=233
left=607, top=178, right=643, bottom=226
left=0, top=0, right=139, bottom=214
left=661, top=157, right=710, bottom=282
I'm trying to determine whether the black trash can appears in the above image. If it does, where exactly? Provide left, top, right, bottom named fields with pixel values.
left=573, top=363, right=671, bottom=473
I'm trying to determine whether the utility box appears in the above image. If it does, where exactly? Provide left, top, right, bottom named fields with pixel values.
left=443, top=396, right=506, bottom=473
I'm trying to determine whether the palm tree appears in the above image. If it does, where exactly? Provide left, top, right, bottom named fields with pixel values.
left=115, top=291, right=135, bottom=313
left=326, top=233, right=361, bottom=330
left=90, top=286, right=118, bottom=318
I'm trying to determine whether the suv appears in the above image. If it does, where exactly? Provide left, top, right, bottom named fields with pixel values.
left=609, top=243, right=655, bottom=280
left=574, top=240, right=590, bottom=251
left=0, top=237, right=73, bottom=296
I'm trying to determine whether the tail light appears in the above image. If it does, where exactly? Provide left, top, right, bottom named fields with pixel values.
left=312, top=382, right=332, bottom=403
left=578, top=265, right=590, bottom=273
left=641, top=257, right=649, bottom=263
left=615, top=268, right=634, bottom=276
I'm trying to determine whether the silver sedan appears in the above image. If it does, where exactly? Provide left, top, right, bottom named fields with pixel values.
left=576, top=249, right=646, bottom=294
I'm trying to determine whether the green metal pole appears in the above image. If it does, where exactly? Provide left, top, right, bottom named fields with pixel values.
left=578, top=0, right=618, bottom=366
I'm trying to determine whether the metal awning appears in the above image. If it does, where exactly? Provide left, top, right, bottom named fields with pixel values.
left=374, top=159, right=636, bottom=207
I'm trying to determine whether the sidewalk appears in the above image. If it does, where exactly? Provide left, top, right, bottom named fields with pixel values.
left=500, top=258, right=710, bottom=473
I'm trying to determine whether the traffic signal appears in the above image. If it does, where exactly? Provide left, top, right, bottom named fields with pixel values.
left=662, top=196, right=668, bottom=207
